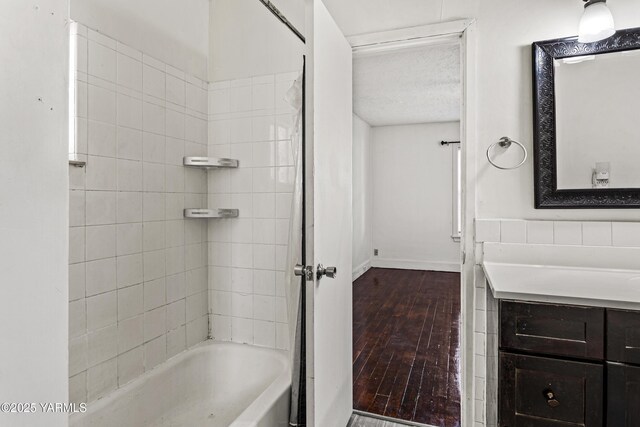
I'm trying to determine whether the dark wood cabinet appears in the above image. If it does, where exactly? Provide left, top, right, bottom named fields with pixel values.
left=607, top=363, right=640, bottom=427
left=501, top=301, right=604, bottom=360
left=500, top=352, right=603, bottom=427
left=499, top=301, right=640, bottom=427
left=607, top=310, right=640, bottom=365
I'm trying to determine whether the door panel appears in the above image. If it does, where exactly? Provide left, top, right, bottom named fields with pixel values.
left=607, top=362, right=640, bottom=426
left=499, top=352, right=604, bottom=427
left=306, top=1, right=353, bottom=426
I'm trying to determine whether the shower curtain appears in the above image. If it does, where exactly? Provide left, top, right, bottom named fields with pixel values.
left=284, top=71, right=305, bottom=427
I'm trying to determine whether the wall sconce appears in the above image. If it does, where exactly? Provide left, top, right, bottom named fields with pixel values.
left=578, top=0, right=615, bottom=43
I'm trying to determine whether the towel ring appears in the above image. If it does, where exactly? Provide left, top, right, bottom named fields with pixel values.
left=486, top=137, right=528, bottom=170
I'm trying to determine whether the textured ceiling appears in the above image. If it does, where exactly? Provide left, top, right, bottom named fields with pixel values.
left=353, top=44, right=461, bottom=127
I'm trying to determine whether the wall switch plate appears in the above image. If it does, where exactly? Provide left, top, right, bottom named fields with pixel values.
left=374, top=249, right=379, bottom=256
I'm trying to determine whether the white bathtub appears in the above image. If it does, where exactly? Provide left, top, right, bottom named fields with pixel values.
left=70, top=341, right=291, bottom=427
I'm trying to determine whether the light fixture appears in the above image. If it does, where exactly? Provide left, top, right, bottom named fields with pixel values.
left=578, top=0, right=615, bottom=43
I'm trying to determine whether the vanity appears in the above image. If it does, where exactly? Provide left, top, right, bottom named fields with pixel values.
left=483, top=243, right=640, bottom=427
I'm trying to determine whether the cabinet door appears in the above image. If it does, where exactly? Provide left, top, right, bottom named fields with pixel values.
left=607, top=362, right=640, bottom=427
left=500, top=352, right=604, bottom=427
left=501, top=301, right=604, bottom=360
left=607, top=310, right=640, bottom=365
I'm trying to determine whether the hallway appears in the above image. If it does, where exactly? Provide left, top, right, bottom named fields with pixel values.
left=353, top=268, right=461, bottom=427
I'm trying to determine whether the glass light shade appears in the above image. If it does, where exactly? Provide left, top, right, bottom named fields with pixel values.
left=578, top=2, right=615, bottom=43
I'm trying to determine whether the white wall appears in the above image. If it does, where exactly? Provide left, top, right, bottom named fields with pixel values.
left=327, top=0, right=640, bottom=220
left=371, top=122, right=460, bottom=272
left=472, top=0, right=640, bottom=220
left=70, top=0, right=209, bottom=80
left=209, top=0, right=305, bottom=82
left=352, top=114, right=373, bottom=279
left=0, top=1, right=69, bottom=425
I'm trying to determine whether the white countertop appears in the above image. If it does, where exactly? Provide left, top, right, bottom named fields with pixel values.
left=482, top=243, right=640, bottom=310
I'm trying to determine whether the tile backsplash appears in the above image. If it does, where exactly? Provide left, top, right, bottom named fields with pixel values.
left=476, top=219, right=640, bottom=247
left=68, top=23, right=209, bottom=404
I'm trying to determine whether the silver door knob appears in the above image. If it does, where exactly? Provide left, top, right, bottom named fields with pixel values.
left=294, top=264, right=313, bottom=281
left=316, top=264, right=337, bottom=279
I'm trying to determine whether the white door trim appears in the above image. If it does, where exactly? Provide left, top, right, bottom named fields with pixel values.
left=348, top=19, right=479, bottom=427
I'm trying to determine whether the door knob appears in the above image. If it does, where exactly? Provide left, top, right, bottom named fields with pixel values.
left=294, top=264, right=313, bottom=281
left=316, top=264, right=337, bottom=279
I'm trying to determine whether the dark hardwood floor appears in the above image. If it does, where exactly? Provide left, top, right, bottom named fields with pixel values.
left=353, top=268, right=461, bottom=427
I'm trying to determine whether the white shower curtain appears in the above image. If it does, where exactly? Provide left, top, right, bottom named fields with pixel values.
left=284, top=72, right=305, bottom=426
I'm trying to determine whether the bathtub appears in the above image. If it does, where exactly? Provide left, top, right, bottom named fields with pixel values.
left=70, top=340, right=290, bottom=427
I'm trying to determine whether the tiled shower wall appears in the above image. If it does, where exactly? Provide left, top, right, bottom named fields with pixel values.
left=206, top=72, right=301, bottom=350
left=474, top=218, right=640, bottom=427
left=68, top=23, right=209, bottom=403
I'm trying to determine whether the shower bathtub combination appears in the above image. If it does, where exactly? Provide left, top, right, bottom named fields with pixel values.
left=70, top=342, right=290, bottom=427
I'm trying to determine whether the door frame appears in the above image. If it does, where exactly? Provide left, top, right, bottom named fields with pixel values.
left=348, top=19, right=478, bottom=426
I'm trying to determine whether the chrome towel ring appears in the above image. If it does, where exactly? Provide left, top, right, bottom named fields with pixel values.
left=486, top=137, right=528, bottom=170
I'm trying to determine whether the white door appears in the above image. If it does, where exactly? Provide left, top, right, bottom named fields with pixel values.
left=305, top=1, right=353, bottom=426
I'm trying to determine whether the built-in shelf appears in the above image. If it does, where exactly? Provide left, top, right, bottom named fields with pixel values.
left=184, top=208, right=239, bottom=219
left=183, top=157, right=239, bottom=169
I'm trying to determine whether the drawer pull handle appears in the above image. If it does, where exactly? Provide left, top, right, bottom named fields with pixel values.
left=543, top=389, right=560, bottom=408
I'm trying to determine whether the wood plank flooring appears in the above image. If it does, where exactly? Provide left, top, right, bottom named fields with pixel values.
left=348, top=412, right=421, bottom=427
left=352, top=268, right=461, bottom=427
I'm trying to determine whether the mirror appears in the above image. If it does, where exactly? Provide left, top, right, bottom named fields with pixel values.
left=533, top=27, right=640, bottom=208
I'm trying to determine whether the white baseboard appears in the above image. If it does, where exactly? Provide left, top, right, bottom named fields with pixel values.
left=371, top=257, right=461, bottom=273
left=352, top=259, right=372, bottom=281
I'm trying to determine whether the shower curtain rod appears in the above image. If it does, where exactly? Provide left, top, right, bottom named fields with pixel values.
left=258, top=0, right=306, bottom=44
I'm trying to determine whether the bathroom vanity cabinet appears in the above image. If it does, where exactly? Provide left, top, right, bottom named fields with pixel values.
left=498, top=300, right=640, bottom=427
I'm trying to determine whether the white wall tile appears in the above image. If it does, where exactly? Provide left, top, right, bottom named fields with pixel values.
left=85, top=191, right=116, bottom=225
left=88, top=41, right=116, bottom=82
left=166, top=75, right=185, bottom=106
left=553, top=221, right=582, bottom=245
left=86, top=225, right=116, bottom=261
left=142, top=64, right=165, bottom=99
left=500, top=220, right=527, bottom=244
left=167, top=326, right=186, bottom=358
left=87, top=358, right=117, bottom=402
left=116, top=223, right=142, bottom=256
left=86, top=258, right=116, bottom=296
left=612, top=222, right=640, bottom=247
left=117, top=94, right=143, bottom=130
left=582, top=222, right=612, bottom=246
left=526, top=221, right=554, bottom=244
left=117, top=127, right=143, bottom=161
left=117, top=315, right=143, bottom=353
left=117, top=347, right=143, bottom=386
left=88, top=85, right=116, bottom=124
left=144, top=335, right=167, bottom=370
left=117, top=284, right=143, bottom=320
left=86, top=155, right=116, bottom=191
left=71, top=29, right=210, bottom=403
left=88, top=120, right=117, bottom=157
left=86, top=291, right=117, bottom=331
left=475, top=220, right=500, bottom=243
left=87, top=325, right=117, bottom=367
left=116, top=53, right=142, bottom=91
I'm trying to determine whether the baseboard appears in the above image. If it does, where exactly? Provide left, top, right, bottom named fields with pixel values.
left=371, top=258, right=461, bottom=273
left=352, top=259, right=372, bottom=281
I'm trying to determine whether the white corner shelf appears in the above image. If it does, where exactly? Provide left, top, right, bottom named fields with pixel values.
left=184, top=208, right=239, bottom=219
left=183, top=157, right=239, bottom=169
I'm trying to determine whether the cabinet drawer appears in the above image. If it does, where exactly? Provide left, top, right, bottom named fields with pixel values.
left=607, top=362, right=640, bottom=427
left=607, top=310, right=640, bottom=365
left=500, top=301, right=604, bottom=360
left=499, top=352, right=604, bottom=427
